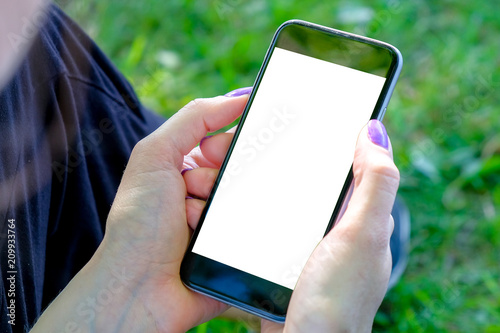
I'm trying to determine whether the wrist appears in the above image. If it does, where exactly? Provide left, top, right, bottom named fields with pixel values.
left=31, top=245, right=159, bottom=333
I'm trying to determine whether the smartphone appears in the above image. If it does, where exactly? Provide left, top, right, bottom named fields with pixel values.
left=180, top=20, right=402, bottom=322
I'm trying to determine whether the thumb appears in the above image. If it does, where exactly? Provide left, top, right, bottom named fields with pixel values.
left=131, top=95, right=249, bottom=174
left=334, top=119, right=400, bottom=247
left=105, top=95, right=249, bottom=255
left=286, top=120, right=399, bottom=332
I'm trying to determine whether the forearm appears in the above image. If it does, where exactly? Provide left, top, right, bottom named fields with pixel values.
left=30, top=249, right=157, bottom=333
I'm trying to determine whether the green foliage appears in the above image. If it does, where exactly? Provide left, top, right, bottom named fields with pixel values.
left=186, top=318, right=256, bottom=333
left=59, top=0, right=500, bottom=331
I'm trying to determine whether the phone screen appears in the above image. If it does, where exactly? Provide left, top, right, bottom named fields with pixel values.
left=192, top=46, right=386, bottom=289
left=181, top=20, right=401, bottom=321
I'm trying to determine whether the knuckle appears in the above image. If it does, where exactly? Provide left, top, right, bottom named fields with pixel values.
left=353, top=154, right=400, bottom=192
left=370, top=158, right=400, bottom=183
left=184, top=97, right=210, bottom=111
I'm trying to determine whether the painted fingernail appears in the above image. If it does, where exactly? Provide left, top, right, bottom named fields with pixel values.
left=199, top=135, right=212, bottom=147
left=186, top=195, right=195, bottom=199
left=181, top=168, right=193, bottom=175
left=224, top=87, right=252, bottom=97
left=367, top=119, right=389, bottom=150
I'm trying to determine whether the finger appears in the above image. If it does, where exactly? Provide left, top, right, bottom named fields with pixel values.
left=182, top=125, right=237, bottom=169
left=261, top=320, right=284, bottom=333
left=109, top=95, right=249, bottom=258
left=286, top=121, right=399, bottom=331
left=307, top=119, right=399, bottom=287
left=183, top=167, right=218, bottom=199
left=334, top=119, right=400, bottom=249
left=199, top=132, right=234, bottom=167
left=138, top=95, right=249, bottom=172
left=315, top=120, right=398, bottom=298
left=185, top=197, right=206, bottom=230
left=183, top=148, right=202, bottom=170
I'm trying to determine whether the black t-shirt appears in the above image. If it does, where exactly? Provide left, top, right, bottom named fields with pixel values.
left=0, top=4, right=164, bottom=331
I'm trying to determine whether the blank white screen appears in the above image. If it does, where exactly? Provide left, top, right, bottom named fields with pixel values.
left=193, top=47, right=385, bottom=289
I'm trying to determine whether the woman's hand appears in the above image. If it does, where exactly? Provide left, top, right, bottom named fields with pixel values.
left=31, top=94, right=250, bottom=333
left=262, top=120, right=399, bottom=332
left=181, top=119, right=399, bottom=333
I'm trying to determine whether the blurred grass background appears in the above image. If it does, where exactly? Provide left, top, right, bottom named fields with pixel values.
left=57, top=0, right=500, bottom=331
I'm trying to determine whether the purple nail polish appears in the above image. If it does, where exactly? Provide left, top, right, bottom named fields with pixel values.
left=185, top=195, right=195, bottom=200
left=224, top=87, right=253, bottom=97
left=199, top=135, right=212, bottom=147
left=367, top=119, right=389, bottom=150
left=181, top=168, right=193, bottom=175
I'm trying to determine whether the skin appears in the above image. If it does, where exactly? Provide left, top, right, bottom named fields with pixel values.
left=30, top=95, right=399, bottom=332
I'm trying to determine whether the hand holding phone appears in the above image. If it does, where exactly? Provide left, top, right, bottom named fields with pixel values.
left=181, top=20, right=402, bottom=322
left=182, top=107, right=399, bottom=333
left=272, top=120, right=399, bottom=331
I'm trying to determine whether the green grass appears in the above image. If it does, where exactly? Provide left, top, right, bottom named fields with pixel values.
left=58, top=0, right=500, bottom=331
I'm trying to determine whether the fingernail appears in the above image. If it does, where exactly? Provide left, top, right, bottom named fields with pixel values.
left=186, top=195, right=195, bottom=199
left=181, top=168, right=193, bottom=175
left=224, top=87, right=252, bottom=97
left=367, top=119, right=389, bottom=150
left=199, top=135, right=212, bottom=147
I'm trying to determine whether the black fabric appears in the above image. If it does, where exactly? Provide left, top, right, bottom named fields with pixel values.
left=0, top=4, right=165, bottom=331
